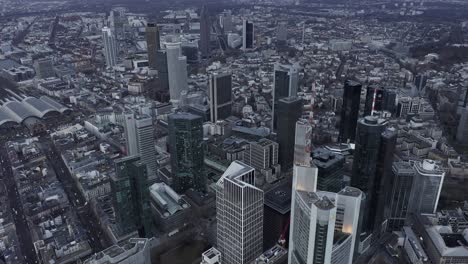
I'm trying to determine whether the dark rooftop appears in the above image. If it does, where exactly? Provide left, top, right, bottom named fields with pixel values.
left=264, top=181, right=292, bottom=214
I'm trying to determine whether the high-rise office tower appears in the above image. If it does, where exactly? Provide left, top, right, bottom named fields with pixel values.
left=146, top=23, right=161, bottom=69
left=373, top=128, right=397, bottom=234
left=385, top=162, right=415, bottom=231
left=168, top=113, right=205, bottom=193
left=312, top=147, right=345, bottom=193
left=112, top=156, right=151, bottom=236
left=242, top=19, right=254, bottom=50
left=409, top=159, right=445, bottom=215
left=34, top=58, right=54, bottom=79
left=277, top=97, right=303, bottom=170
left=288, top=161, right=362, bottom=264
left=273, top=63, right=299, bottom=129
left=124, top=113, right=138, bottom=156
left=156, top=50, right=170, bottom=92
left=414, top=74, right=427, bottom=95
left=277, top=22, right=288, bottom=44
left=220, top=10, right=232, bottom=32
left=294, top=119, right=312, bottom=166
left=243, top=138, right=281, bottom=184
left=216, top=161, right=263, bottom=264
left=338, top=80, right=362, bottom=143
left=456, top=107, right=468, bottom=145
left=333, top=187, right=363, bottom=264
left=102, top=27, right=118, bottom=68
left=364, top=85, right=384, bottom=116
left=351, top=117, right=395, bottom=248
left=209, top=72, right=232, bottom=122
left=166, top=42, right=188, bottom=104
left=125, top=115, right=158, bottom=182
left=199, top=5, right=210, bottom=57
left=109, top=7, right=126, bottom=40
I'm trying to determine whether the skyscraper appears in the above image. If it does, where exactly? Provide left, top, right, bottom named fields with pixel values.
left=456, top=107, right=468, bottom=145
left=209, top=72, right=232, bottom=122
left=288, top=160, right=362, bottom=264
left=277, top=97, right=303, bottom=170
left=220, top=10, right=232, bottom=32
left=242, top=19, right=254, bottom=50
left=385, top=162, right=415, bottom=231
left=124, top=113, right=138, bottom=156
left=102, top=27, right=117, bottom=68
left=216, top=161, right=263, bottom=264
left=124, top=115, right=158, bottom=182
left=243, top=138, right=281, bottom=184
left=199, top=5, right=210, bottom=57
left=168, top=112, right=205, bottom=193
left=409, top=159, right=445, bottom=215
left=294, top=119, right=312, bottom=166
left=312, top=147, right=345, bottom=193
left=34, top=58, right=54, bottom=79
left=166, top=42, right=188, bottom=104
left=351, top=117, right=395, bottom=248
left=112, top=156, right=151, bottom=236
left=156, top=50, right=169, bottom=92
left=273, top=63, right=299, bottom=129
left=146, top=23, right=161, bottom=69
left=338, top=80, right=362, bottom=143
left=276, top=22, right=288, bottom=44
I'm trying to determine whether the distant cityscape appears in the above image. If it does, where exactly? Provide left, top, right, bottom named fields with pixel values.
left=0, top=0, right=468, bottom=264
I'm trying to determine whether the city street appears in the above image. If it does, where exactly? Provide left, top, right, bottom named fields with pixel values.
left=0, top=143, right=38, bottom=264
left=39, top=138, right=110, bottom=252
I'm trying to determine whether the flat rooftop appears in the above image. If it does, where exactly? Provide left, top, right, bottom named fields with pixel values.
left=264, top=181, right=291, bottom=214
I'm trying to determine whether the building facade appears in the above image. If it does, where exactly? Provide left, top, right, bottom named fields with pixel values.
left=168, top=112, right=205, bottom=193
left=102, top=27, right=117, bottom=68
left=216, top=161, right=263, bottom=264
left=146, top=23, right=161, bottom=69
left=338, top=80, right=361, bottom=143
left=277, top=97, right=303, bottom=170
left=209, top=72, right=232, bottom=122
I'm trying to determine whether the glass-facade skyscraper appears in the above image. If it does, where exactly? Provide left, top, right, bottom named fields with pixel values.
left=168, top=112, right=205, bottom=193
left=338, top=80, right=361, bottom=143
left=351, top=116, right=396, bottom=248
left=277, top=97, right=303, bottom=170
left=209, top=72, right=232, bottom=122
left=112, top=155, right=152, bottom=237
left=146, top=23, right=160, bottom=69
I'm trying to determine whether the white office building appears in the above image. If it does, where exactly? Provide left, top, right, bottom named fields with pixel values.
left=216, top=161, right=263, bottom=264
left=166, top=42, right=188, bottom=104
left=102, top=27, right=117, bottom=68
left=288, top=160, right=361, bottom=264
left=124, top=114, right=157, bottom=182
left=409, top=159, right=445, bottom=215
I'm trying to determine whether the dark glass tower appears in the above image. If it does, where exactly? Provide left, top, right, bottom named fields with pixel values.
left=338, top=80, right=362, bottom=143
left=146, top=23, right=161, bottom=69
left=385, top=162, right=415, bottom=232
left=243, top=19, right=254, bottom=50
left=199, top=5, right=210, bottom=57
left=277, top=97, right=303, bottom=170
left=112, top=156, right=152, bottom=237
left=209, top=72, right=232, bottom=122
left=168, top=113, right=205, bottom=193
left=273, top=64, right=299, bottom=129
left=312, top=147, right=345, bottom=193
left=351, top=117, right=395, bottom=241
left=156, top=50, right=169, bottom=92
